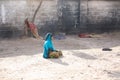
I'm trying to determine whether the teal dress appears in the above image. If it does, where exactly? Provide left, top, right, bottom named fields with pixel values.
left=43, top=33, right=55, bottom=58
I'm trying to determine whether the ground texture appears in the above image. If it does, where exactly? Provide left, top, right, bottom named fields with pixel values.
left=0, top=32, right=120, bottom=80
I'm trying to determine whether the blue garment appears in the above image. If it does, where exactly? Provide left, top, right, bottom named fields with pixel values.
left=43, top=33, right=55, bottom=58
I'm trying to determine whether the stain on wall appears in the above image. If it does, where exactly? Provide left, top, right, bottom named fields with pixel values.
left=80, top=0, right=120, bottom=33
left=57, top=0, right=80, bottom=34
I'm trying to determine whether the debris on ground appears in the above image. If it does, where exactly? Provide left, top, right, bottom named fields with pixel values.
left=78, top=33, right=92, bottom=38
left=102, top=48, right=112, bottom=51
left=78, top=33, right=102, bottom=38
left=54, top=33, right=66, bottom=40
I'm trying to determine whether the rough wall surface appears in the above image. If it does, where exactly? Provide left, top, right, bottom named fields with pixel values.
left=80, top=0, right=120, bottom=33
left=0, top=0, right=120, bottom=38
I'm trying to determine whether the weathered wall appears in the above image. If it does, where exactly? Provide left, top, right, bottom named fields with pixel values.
left=0, top=0, right=27, bottom=38
left=0, top=0, right=58, bottom=38
left=80, top=0, right=120, bottom=33
left=0, top=0, right=120, bottom=38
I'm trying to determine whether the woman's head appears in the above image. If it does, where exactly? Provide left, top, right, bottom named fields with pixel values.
left=45, top=33, right=53, bottom=41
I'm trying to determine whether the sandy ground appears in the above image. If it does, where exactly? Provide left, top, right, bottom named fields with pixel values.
left=0, top=32, right=120, bottom=80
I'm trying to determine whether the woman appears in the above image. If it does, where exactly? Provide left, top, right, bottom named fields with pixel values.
left=24, top=18, right=41, bottom=39
left=43, top=33, right=62, bottom=59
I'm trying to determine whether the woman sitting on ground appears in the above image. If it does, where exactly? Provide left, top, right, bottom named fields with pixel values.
left=43, top=33, right=62, bottom=59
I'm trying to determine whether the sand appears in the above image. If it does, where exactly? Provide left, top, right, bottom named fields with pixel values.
left=0, top=32, right=120, bottom=80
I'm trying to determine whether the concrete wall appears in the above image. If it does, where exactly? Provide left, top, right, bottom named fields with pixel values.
left=80, top=0, right=120, bottom=33
left=0, top=0, right=120, bottom=38
left=0, top=0, right=58, bottom=38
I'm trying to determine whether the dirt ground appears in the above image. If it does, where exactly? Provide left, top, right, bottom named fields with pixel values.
left=0, top=32, right=120, bottom=80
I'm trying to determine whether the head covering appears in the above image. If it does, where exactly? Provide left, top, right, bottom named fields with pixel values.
left=45, top=33, right=52, bottom=41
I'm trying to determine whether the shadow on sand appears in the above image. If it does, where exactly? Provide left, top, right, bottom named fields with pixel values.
left=108, top=71, right=120, bottom=78
left=72, top=51, right=97, bottom=60
left=48, top=56, right=69, bottom=66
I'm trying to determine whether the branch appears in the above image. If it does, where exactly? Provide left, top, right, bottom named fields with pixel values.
left=32, top=0, right=43, bottom=23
